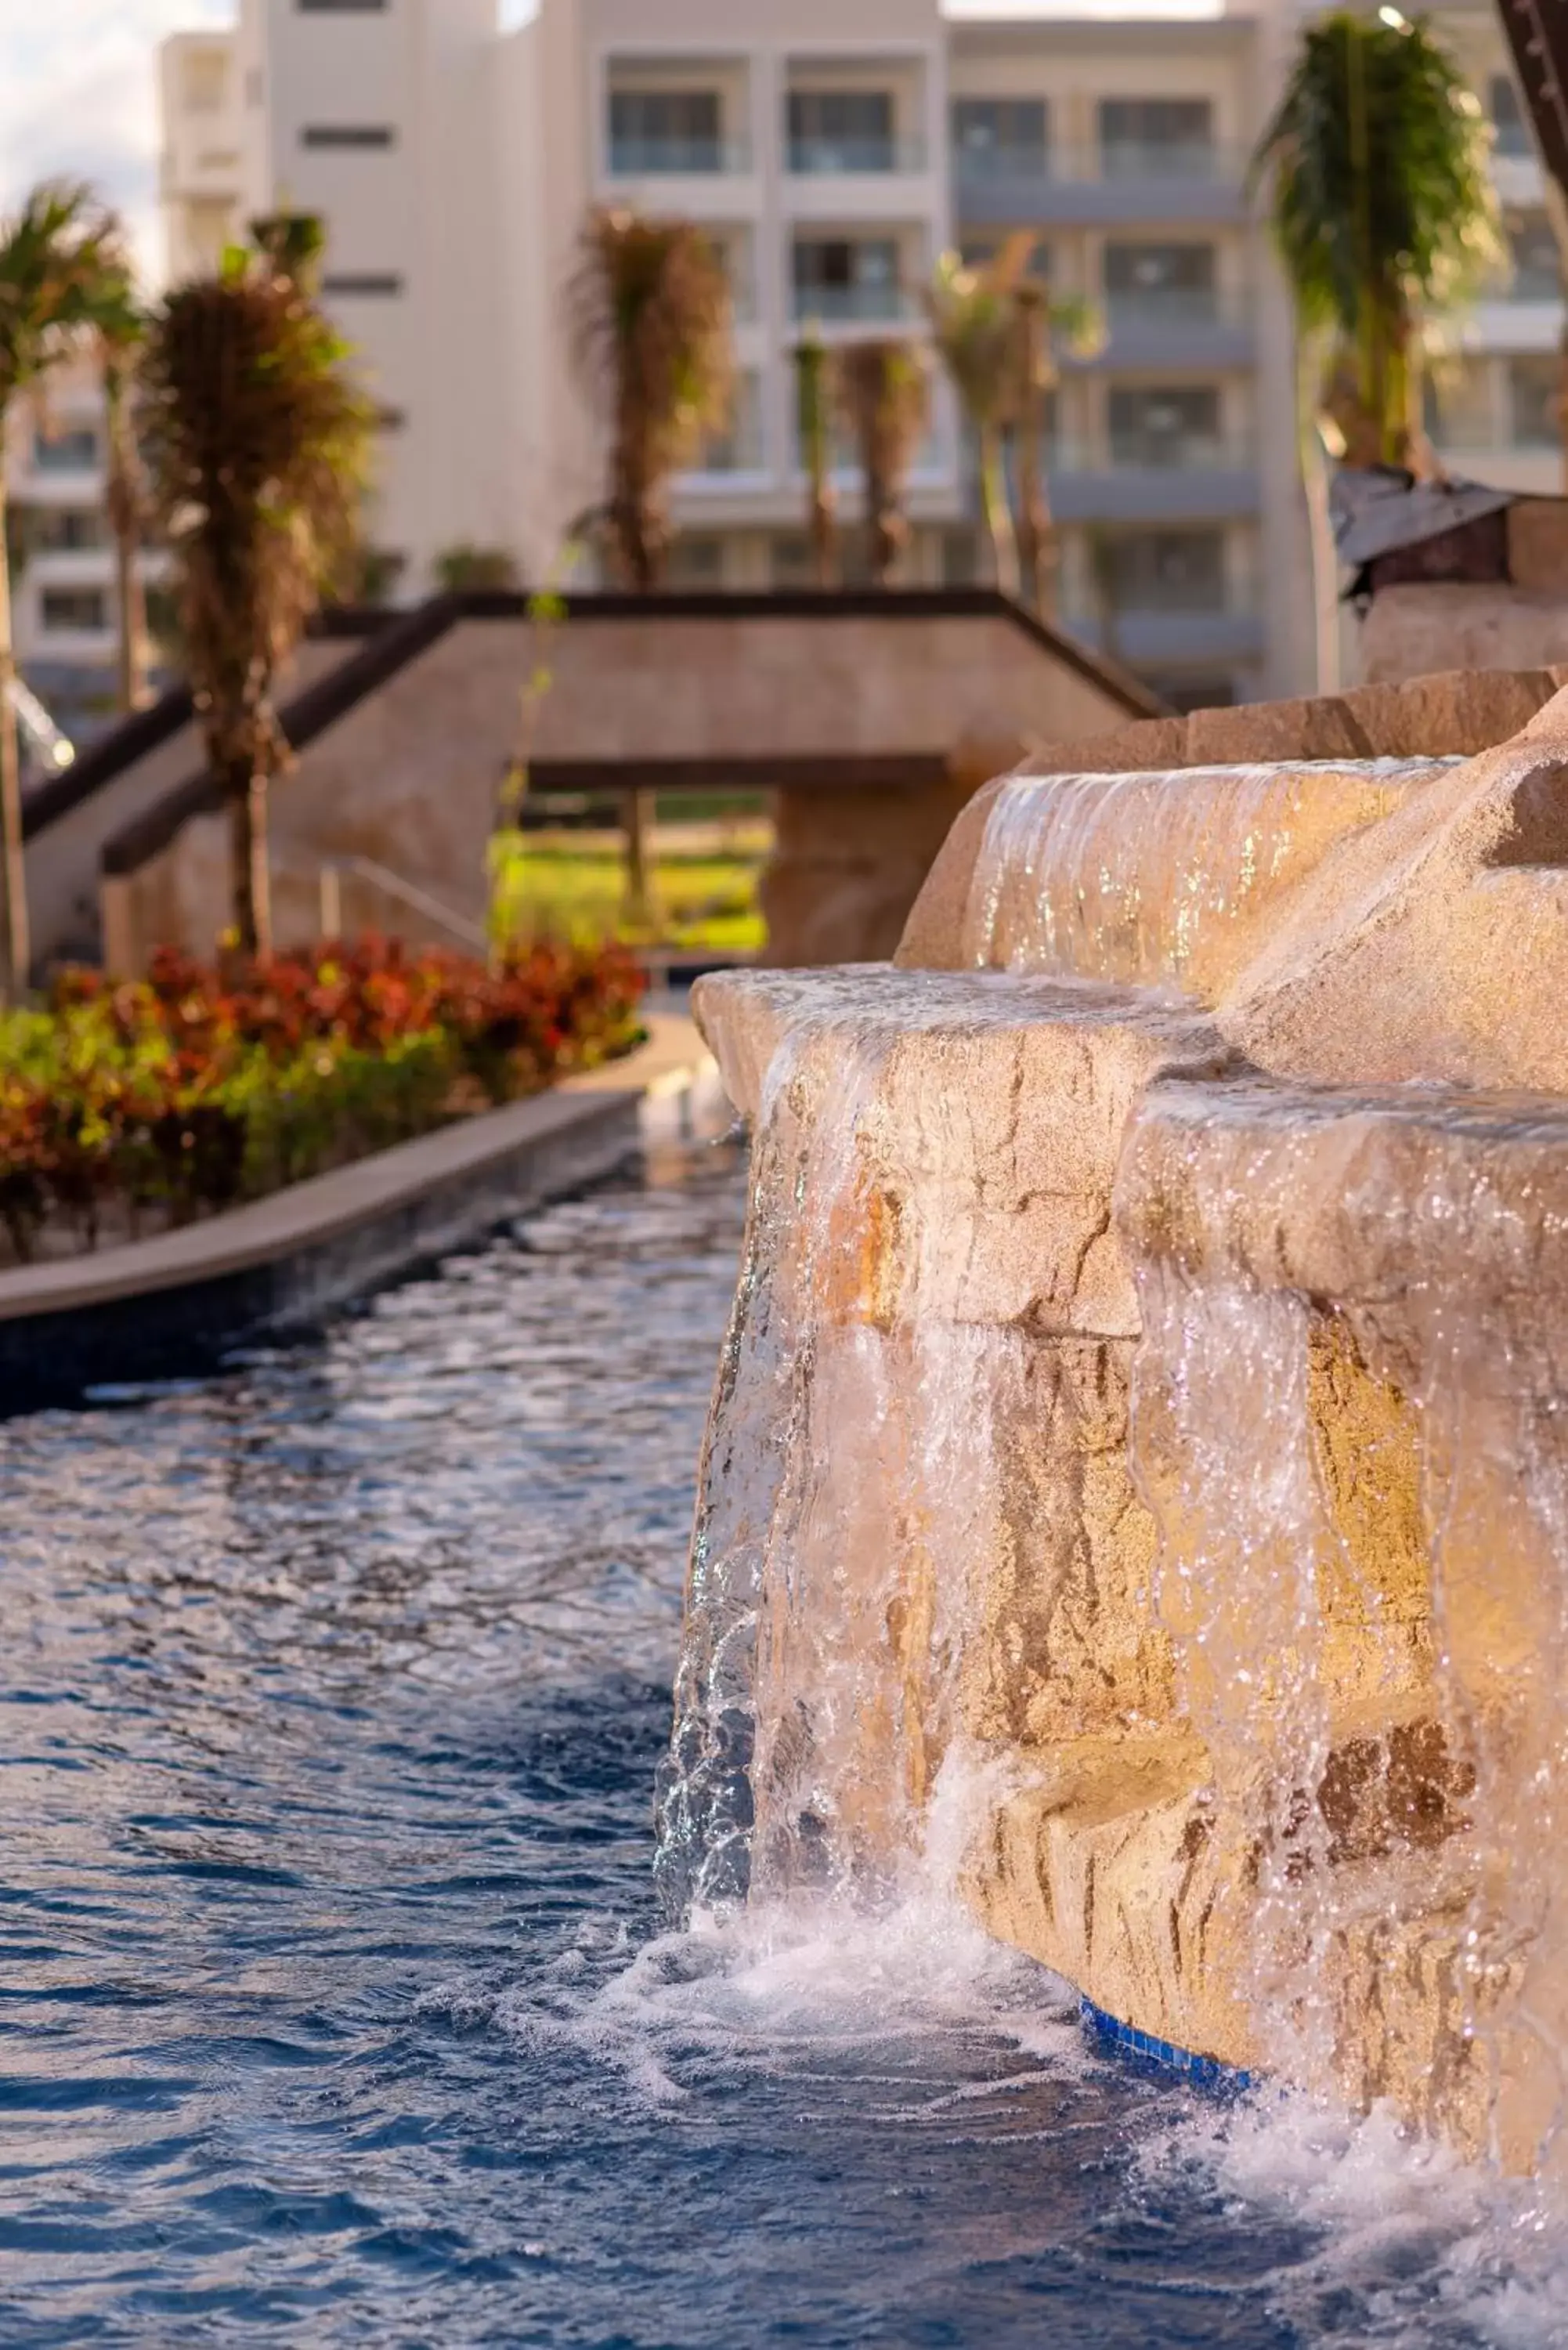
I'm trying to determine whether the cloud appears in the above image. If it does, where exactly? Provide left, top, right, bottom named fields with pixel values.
left=0, top=0, right=234, bottom=279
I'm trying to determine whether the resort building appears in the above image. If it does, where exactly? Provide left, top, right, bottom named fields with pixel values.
left=13, top=0, right=1565, bottom=743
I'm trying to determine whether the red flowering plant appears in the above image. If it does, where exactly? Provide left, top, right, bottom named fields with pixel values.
left=0, top=937, right=645, bottom=1264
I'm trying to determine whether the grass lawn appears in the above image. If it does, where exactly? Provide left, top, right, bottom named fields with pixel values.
left=491, top=821, right=769, bottom=954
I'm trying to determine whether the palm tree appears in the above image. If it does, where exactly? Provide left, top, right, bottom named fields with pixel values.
left=568, top=207, right=733, bottom=593
left=0, top=181, right=117, bottom=992
left=90, top=251, right=153, bottom=718
left=835, top=339, right=928, bottom=588
left=1253, top=9, right=1498, bottom=470
left=793, top=324, right=837, bottom=588
left=1011, top=283, right=1100, bottom=620
left=141, top=250, right=372, bottom=958
left=250, top=212, right=327, bottom=295
left=925, top=236, right=1035, bottom=595
left=567, top=205, right=732, bottom=924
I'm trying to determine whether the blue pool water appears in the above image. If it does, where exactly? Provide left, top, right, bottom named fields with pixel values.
left=0, top=1141, right=1563, bottom=2348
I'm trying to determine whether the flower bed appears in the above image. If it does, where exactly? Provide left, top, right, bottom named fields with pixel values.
left=0, top=938, right=646, bottom=1266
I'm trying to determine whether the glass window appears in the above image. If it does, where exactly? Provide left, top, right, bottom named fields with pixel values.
left=792, top=237, right=902, bottom=321
left=1425, top=357, right=1494, bottom=446
left=1104, top=242, right=1216, bottom=323
left=1508, top=211, right=1560, bottom=298
left=666, top=535, right=728, bottom=588
left=1099, top=98, right=1213, bottom=179
left=41, top=588, right=109, bottom=633
left=1492, top=73, right=1532, bottom=158
left=609, top=89, right=723, bottom=173
left=300, top=125, right=396, bottom=148
left=31, top=509, right=105, bottom=553
left=788, top=89, right=896, bottom=173
left=1107, top=385, right=1223, bottom=465
left=32, top=425, right=101, bottom=472
left=952, top=99, right=1048, bottom=172
left=1110, top=530, right=1227, bottom=611
left=1510, top=356, right=1561, bottom=447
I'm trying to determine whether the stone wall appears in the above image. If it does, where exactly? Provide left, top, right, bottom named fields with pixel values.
left=103, top=607, right=1145, bottom=971
left=677, top=680, right=1568, bottom=2175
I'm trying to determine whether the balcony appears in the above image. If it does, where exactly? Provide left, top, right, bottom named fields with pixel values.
left=1044, top=436, right=1259, bottom=524
left=789, top=282, right=914, bottom=326
left=1066, top=606, right=1266, bottom=667
left=1086, top=291, right=1255, bottom=370
left=786, top=135, right=927, bottom=175
left=605, top=135, right=750, bottom=176
left=955, top=143, right=1248, bottom=228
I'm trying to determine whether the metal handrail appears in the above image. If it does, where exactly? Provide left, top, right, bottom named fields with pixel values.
left=317, top=855, right=487, bottom=950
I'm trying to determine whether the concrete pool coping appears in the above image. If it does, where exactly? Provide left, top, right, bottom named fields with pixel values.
left=0, top=1011, right=728, bottom=1410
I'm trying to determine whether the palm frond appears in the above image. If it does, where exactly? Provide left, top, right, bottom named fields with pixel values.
left=567, top=207, right=733, bottom=589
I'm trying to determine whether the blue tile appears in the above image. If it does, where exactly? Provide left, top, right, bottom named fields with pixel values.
left=1079, top=1996, right=1255, bottom=2095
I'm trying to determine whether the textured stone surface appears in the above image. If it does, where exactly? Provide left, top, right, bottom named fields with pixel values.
left=679, top=676, right=1568, bottom=2175
left=1360, top=580, right=1568, bottom=684
left=114, top=611, right=1142, bottom=969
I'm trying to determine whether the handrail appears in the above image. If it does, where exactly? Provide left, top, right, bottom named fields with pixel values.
left=316, top=855, right=487, bottom=950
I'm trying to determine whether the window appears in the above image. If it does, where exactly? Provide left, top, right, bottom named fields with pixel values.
left=323, top=272, right=404, bottom=296
left=1426, top=357, right=1494, bottom=446
left=788, top=89, right=898, bottom=174
left=32, top=425, right=100, bottom=473
left=31, top=508, right=105, bottom=553
left=1147, top=675, right=1237, bottom=714
left=692, top=377, right=762, bottom=472
left=792, top=237, right=901, bottom=321
left=1492, top=73, right=1532, bottom=159
left=1099, top=98, right=1214, bottom=179
left=1109, top=530, right=1227, bottom=611
left=609, top=89, right=724, bottom=173
left=41, top=588, right=109, bottom=633
left=961, top=234, right=1050, bottom=283
left=1107, top=385, right=1223, bottom=466
left=1510, top=356, right=1560, bottom=447
left=1508, top=211, right=1560, bottom=299
left=302, top=125, right=396, bottom=149
left=952, top=99, right=1048, bottom=174
left=182, top=52, right=228, bottom=112
left=666, top=534, right=727, bottom=588
left=1104, top=242, right=1217, bottom=324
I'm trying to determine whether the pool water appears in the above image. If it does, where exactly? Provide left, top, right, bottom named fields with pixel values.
left=1, top=1141, right=1563, bottom=2348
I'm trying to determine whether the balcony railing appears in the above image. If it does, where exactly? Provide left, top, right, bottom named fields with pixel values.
left=790, top=281, right=912, bottom=324
left=955, top=142, right=1245, bottom=188
left=1091, top=434, right=1254, bottom=472
left=605, top=135, right=750, bottom=175
left=786, top=135, right=927, bottom=175
left=1102, top=289, right=1239, bottom=329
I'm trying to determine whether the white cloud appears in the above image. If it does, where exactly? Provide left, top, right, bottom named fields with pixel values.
left=0, top=0, right=234, bottom=280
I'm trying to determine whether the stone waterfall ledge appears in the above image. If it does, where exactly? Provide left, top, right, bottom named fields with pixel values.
left=0, top=1012, right=725, bottom=1412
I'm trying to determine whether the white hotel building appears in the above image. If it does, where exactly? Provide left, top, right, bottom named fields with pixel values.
left=13, top=0, right=1566, bottom=739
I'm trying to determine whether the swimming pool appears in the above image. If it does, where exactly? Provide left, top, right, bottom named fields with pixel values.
left=0, top=1141, right=1559, bottom=2347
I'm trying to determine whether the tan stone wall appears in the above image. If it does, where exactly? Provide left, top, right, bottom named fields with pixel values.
left=1360, top=582, right=1568, bottom=685
left=110, top=610, right=1142, bottom=969
left=31, top=638, right=350, bottom=972
left=682, top=683, right=1568, bottom=2173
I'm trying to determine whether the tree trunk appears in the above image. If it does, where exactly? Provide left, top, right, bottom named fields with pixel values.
left=794, top=337, right=840, bottom=588
left=104, top=354, right=151, bottom=717
left=977, top=421, right=1020, bottom=599
left=229, top=761, right=273, bottom=960
left=0, top=469, right=30, bottom=996
left=622, top=784, right=658, bottom=931
left=1013, top=293, right=1057, bottom=619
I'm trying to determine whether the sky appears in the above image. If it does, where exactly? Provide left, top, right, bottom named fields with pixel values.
left=0, top=0, right=1223, bottom=278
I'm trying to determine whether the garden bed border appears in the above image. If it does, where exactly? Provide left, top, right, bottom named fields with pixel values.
left=0, top=1014, right=724, bottom=1412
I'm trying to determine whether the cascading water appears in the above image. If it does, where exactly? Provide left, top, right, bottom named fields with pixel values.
left=959, top=758, right=1457, bottom=995
left=661, top=700, right=1568, bottom=2193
